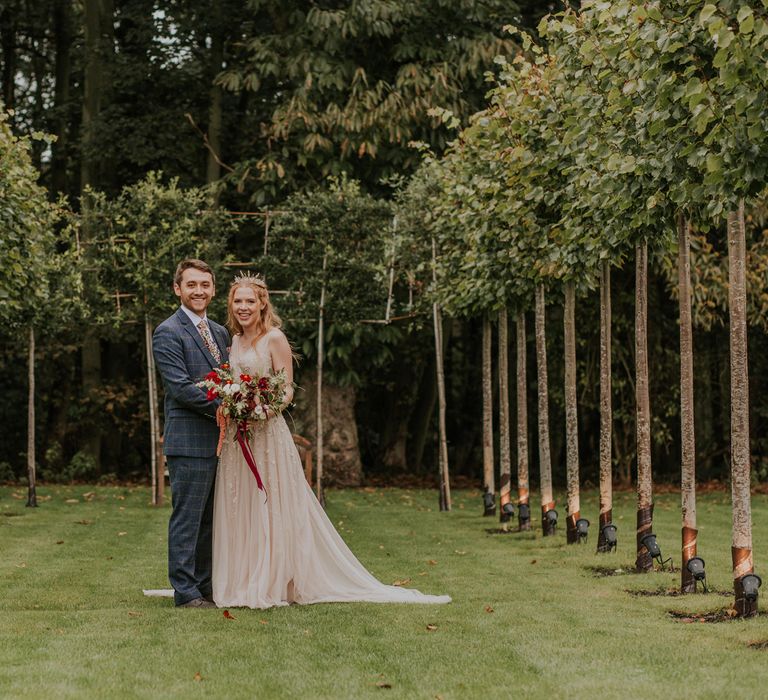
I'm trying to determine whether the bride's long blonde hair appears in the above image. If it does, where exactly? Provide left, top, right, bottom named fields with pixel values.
left=226, top=276, right=282, bottom=341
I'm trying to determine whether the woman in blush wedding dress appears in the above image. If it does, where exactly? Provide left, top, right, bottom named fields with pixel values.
left=211, top=274, right=450, bottom=609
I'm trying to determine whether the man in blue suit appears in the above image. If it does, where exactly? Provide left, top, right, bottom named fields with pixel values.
left=153, top=259, right=230, bottom=608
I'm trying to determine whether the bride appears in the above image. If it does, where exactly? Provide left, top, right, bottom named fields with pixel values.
left=211, top=273, right=450, bottom=608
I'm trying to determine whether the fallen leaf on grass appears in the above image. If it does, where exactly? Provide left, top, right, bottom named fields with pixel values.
left=193, top=672, right=203, bottom=682
left=223, top=610, right=236, bottom=620
left=10, top=493, right=23, bottom=500
left=128, top=611, right=142, bottom=618
left=426, top=624, right=438, bottom=632
left=117, top=531, right=128, bottom=537
left=726, top=608, right=738, bottom=618
left=55, top=540, right=64, bottom=545
left=485, top=606, right=494, bottom=613
left=75, top=520, right=93, bottom=525
left=83, top=492, right=95, bottom=501
left=15, top=562, right=27, bottom=568
left=259, top=619, right=268, bottom=625
left=65, top=499, right=79, bottom=504
left=530, top=559, right=537, bottom=565
left=418, top=571, right=427, bottom=576
left=454, top=550, right=467, bottom=555
left=427, top=559, right=438, bottom=566
left=392, top=579, right=411, bottom=587
left=375, top=682, right=392, bottom=689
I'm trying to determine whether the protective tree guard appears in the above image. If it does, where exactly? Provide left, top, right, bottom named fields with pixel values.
left=516, top=312, right=530, bottom=532
left=564, top=281, right=580, bottom=544
left=728, top=203, right=756, bottom=616
left=678, top=216, right=697, bottom=592
left=635, top=242, right=653, bottom=572
left=597, top=261, right=612, bottom=552
left=535, top=285, right=555, bottom=536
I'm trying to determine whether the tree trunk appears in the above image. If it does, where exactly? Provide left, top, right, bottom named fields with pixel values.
left=316, top=254, right=327, bottom=503
left=408, top=353, right=437, bottom=472
left=516, top=311, right=530, bottom=531
left=564, top=281, right=580, bottom=543
left=26, top=327, right=37, bottom=508
left=0, top=5, right=15, bottom=111
left=678, top=216, right=697, bottom=592
left=145, top=316, right=164, bottom=506
left=728, top=201, right=756, bottom=616
left=51, top=0, right=72, bottom=196
left=432, top=239, right=451, bottom=511
left=597, top=261, right=613, bottom=552
left=535, top=285, right=555, bottom=535
left=206, top=0, right=224, bottom=194
left=297, top=371, right=363, bottom=488
left=635, top=241, right=653, bottom=572
left=498, top=309, right=512, bottom=528
left=482, top=315, right=495, bottom=515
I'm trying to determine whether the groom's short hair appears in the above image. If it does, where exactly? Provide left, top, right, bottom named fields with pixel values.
left=174, top=259, right=215, bottom=287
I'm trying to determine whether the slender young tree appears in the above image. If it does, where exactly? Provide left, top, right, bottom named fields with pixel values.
left=678, top=215, right=698, bottom=591
left=516, top=312, right=531, bottom=531
left=563, top=280, right=580, bottom=543
left=635, top=241, right=653, bottom=571
left=498, top=310, right=512, bottom=529
left=728, top=201, right=756, bottom=616
left=535, top=284, right=555, bottom=536
left=596, top=260, right=614, bottom=552
left=482, top=315, right=496, bottom=515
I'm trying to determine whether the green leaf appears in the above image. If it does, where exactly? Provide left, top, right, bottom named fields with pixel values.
left=699, top=4, right=718, bottom=24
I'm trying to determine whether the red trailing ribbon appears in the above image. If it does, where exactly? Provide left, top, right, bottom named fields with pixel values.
left=236, top=423, right=265, bottom=492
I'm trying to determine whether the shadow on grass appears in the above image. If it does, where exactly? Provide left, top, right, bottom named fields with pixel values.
left=667, top=608, right=748, bottom=623
left=626, top=587, right=731, bottom=598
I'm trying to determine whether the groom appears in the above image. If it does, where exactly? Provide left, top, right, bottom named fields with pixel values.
left=153, top=259, right=229, bottom=608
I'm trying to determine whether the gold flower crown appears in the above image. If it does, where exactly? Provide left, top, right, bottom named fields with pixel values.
left=232, top=271, right=267, bottom=288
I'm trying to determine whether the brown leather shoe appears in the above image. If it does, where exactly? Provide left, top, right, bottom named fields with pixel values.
left=178, top=597, right=216, bottom=609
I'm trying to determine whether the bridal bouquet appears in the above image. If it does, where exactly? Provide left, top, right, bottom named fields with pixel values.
left=197, top=363, right=293, bottom=493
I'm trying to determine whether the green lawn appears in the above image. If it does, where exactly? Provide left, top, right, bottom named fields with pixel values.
left=2, top=485, right=768, bottom=699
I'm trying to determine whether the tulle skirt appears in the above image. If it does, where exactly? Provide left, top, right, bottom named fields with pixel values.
left=211, top=415, right=451, bottom=608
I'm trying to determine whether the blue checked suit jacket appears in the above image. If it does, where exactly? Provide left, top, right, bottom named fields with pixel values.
left=152, top=308, right=230, bottom=458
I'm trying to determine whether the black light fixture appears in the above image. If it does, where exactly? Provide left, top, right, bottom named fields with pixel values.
left=600, top=523, right=618, bottom=553
left=518, top=503, right=531, bottom=524
left=483, top=491, right=495, bottom=516
left=545, top=508, right=558, bottom=531
left=575, top=518, right=590, bottom=543
left=686, top=556, right=707, bottom=593
left=500, top=502, right=515, bottom=522
left=741, top=573, right=762, bottom=603
left=641, top=533, right=672, bottom=571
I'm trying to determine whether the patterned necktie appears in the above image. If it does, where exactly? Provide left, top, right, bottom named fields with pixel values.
left=197, top=319, right=222, bottom=364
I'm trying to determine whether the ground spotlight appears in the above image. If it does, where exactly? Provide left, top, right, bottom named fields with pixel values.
left=600, top=523, right=618, bottom=553
left=641, top=533, right=672, bottom=571
left=741, top=574, right=762, bottom=603
left=575, top=518, right=590, bottom=543
left=686, top=556, right=707, bottom=592
left=545, top=508, right=558, bottom=531
left=518, top=503, right=530, bottom=525
left=500, top=502, right=515, bottom=522
left=483, top=491, right=495, bottom=516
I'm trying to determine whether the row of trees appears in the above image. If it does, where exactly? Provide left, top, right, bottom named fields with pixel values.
left=399, top=1, right=768, bottom=616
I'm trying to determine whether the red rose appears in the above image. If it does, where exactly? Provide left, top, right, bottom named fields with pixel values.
left=206, top=388, right=217, bottom=401
left=240, top=373, right=252, bottom=383
left=258, top=377, right=269, bottom=390
left=205, top=370, right=221, bottom=384
left=221, top=362, right=230, bottom=370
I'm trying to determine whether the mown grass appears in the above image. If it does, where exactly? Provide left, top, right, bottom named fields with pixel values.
left=2, top=485, right=768, bottom=699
